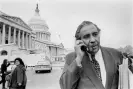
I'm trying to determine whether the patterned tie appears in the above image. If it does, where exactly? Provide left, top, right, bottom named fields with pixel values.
left=90, top=54, right=102, bottom=81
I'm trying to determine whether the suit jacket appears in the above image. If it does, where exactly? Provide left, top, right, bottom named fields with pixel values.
left=60, top=46, right=133, bottom=89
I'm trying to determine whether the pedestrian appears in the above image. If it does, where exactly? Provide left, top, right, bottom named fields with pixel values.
left=59, top=21, right=133, bottom=89
left=0, top=59, right=10, bottom=89
left=5, top=64, right=16, bottom=89
left=9, top=57, right=27, bottom=89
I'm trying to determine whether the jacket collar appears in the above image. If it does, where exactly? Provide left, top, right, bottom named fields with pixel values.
left=81, top=46, right=115, bottom=89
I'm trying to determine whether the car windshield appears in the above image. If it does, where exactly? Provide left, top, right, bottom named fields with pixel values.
left=37, top=61, right=49, bottom=64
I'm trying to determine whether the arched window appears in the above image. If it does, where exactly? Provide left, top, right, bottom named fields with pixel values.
left=1, top=50, right=8, bottom=55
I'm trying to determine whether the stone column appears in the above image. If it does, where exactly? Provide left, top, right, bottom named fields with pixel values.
left=39, top=32, right=41, bottom=40
left=47, top=35, right=49, bottom=40
left=26, top=33, right=28, bottom=49
left=45, top=34, right=47, bottom=40
left=24, top=33, right=26, bottom=49
left=44, top=33, right=46, bottom=40
left=49, top=35, right=50, bottom=41
left=43, top=33, right=45, bottom=41
left=46, top=34, right=47, bottom=40
left=8, top=26, right=11, bottom=44
left=41, top=33, right=42, bottom=40
left=41, top=33, right=43, bottom=40
left=43, top=33, right=45, bottom=40
left=37, top=32, right=39, bottom=40
left=33, top=38, right=35, bottom=49
left=18, top=29, right=21, bottom=48
left=40, top=33, right=42, bottom=40
left=48, top=35, right=50, bottom=41
left=36, top=32, right=37, bottom=40
left=0, top=29, right=1, bottom=44
left=47, top=35, right=49, bottom=41
left=22, top=31, right=25, bottom=49
left=31, top=37, right=34, bottom=49
left=27, top=33, right=29, bottom=49
left=33, top=39, right=36, bottom=49
left=13, top=28, right=16, bottom=44
left=2, top=23, right=6, bottom=44
left=38, top=32, right=40, bottom=40
left=43, top=33, right=44, bottom=40
left=28, top=34, right=30, bottom=49
left=31, top=36, right=33, bottom=49
left=31, top=35, right=32, bottom=49
left=43, top=34, right=44, bottom=40
left=29, top=35, right=32, bottom=49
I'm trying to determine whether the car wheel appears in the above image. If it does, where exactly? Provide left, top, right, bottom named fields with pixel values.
left=49, top=70, right=51, bottom=73
left=49, top=68, right=52, bottom=73
left=35, top=71, right=38, bottom=73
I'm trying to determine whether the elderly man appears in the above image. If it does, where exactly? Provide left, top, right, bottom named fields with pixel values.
left=60, top=21, right=133, bottom=89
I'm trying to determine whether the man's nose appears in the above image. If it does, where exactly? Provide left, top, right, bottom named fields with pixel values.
left=90, top=36, right=95, bottom=43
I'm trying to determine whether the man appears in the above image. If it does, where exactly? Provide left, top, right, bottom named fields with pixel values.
left=60, top=21, right=133, bottom=89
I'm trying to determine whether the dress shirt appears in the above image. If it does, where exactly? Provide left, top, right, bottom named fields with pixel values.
left=89, top=49, right=106, bottom=87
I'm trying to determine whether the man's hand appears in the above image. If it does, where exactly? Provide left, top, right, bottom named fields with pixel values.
left=18, top=83, right=22, bottom=86
left=74, top=40, right=86, bottom=67
left=4, top=72, right=7, bottom=74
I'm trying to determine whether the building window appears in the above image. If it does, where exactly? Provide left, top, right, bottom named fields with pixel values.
left=1, top=50, right=8, bottom=55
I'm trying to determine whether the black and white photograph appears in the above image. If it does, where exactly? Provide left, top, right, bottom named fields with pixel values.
left=0, top=0, right=132, bottom=89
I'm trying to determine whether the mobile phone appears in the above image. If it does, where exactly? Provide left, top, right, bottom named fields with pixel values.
left=81, top=45, right=88, bottom=52
left=76, top=38, right=90, bottom=53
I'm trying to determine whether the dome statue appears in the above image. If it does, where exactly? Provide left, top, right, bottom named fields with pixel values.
left=28, top=4, right=49, bottom=31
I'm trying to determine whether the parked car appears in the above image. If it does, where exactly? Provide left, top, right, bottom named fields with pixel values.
left=35, top=60, right=52, bottom=73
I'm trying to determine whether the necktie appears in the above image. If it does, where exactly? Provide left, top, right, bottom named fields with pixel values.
left=91, top=54, right=102, bottom=81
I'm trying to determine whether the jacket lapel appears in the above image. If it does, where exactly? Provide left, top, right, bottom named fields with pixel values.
left=81, top=53, right=105, bottom=89
left=101, top=47, right=115, bottom=89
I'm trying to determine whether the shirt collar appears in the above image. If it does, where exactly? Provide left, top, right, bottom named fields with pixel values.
left=95, top=48, right=102, bottom=61
left=88, top=48, right=102, bottom=61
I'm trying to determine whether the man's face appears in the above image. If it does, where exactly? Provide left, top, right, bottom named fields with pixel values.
left=80, top=24, right=100, bottom=54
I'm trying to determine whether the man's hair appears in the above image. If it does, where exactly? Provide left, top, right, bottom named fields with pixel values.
left=75, top=21, right=101, bottom=40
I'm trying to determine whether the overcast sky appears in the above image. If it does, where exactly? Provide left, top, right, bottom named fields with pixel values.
left=0, top=0, right=132, bottom=49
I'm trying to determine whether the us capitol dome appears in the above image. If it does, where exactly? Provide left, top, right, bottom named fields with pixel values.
left=27, top=4, right=64, bottom=59
left=28, top=4, right=51, bottom=42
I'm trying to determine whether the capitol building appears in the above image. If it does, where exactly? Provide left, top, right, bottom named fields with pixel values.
left=0, top=4, right=65, bottom=61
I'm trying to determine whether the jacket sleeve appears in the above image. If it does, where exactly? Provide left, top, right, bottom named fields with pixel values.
left=16, top=67, right=23, bottom=84
left=6, top=62, right=10, bottom=67
left=59, top=55, right=82, bottom=89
